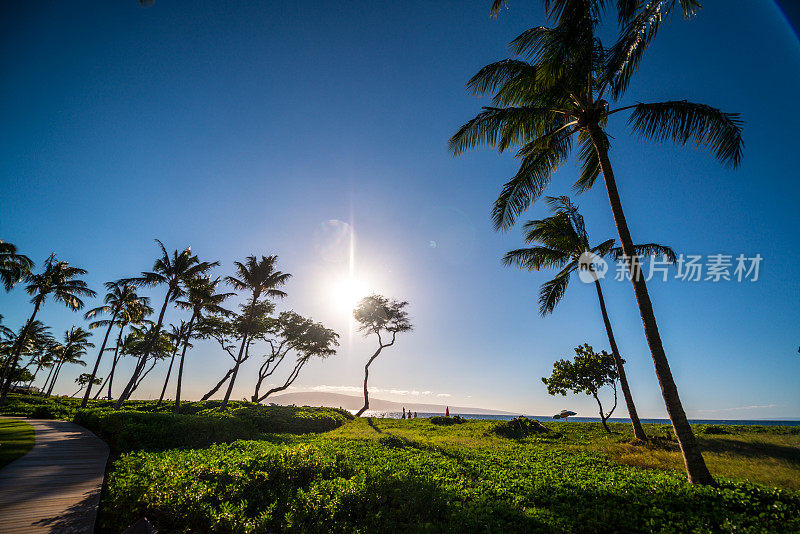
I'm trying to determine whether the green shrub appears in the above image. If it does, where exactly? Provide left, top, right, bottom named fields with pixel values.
left=74, top=410, right=260, bottom=453
left=231, top=405, right=348, bottom=434
left=429, top=415, right=467, bottom=426
left=493, top=416, right=550, bottom=439
left=102, top=437, right=800, bottom=533
left=73, top=404, right=349, bottom=453
left=698, top=424, right=730, bottom=435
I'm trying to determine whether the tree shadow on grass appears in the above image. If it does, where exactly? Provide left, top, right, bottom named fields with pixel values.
left=367, top=417, right=385, bottom=434
left=699, top=437, right=800, bottom=465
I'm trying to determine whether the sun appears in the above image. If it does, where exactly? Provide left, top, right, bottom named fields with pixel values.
left=331, top=276, right=369, bottom=314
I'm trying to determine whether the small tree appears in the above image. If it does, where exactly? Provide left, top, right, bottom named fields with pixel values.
left=542, top=344, right=618, bottom=433
left=253, top=311, right=339, bottom=402
left=71, top=373, right=102, bottom=397
left=197, top=301, right=274, bottom=402
left=353, top=295, right=412, bottom=417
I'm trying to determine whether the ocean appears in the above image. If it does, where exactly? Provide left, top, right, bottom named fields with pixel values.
left=356, top=410, right=800, bottom=426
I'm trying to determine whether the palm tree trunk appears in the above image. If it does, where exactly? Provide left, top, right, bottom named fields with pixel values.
left=116, top=291, right=171, bottom=408
left=173, top=313, right=197, bottom=414
left=0, top=303, right=40, bottom=404
left=41, top=364, right=55, bottom=396
left=594, top=280, right=647, bottom=441
left=46, top=359, right=65, bottom=397
left=101, top=326, right=125, bottom=399
left=157, top=344, right=181, bottom=407
left=28, top=363, right=42, bottom=389
left=220, top=334, right=248, bottom=411
left=81, top=310, right=118, bottom=408
left=589, top=125, right=714, bottom=485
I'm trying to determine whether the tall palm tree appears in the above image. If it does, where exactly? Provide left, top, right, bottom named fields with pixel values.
left=115, top=240, right=216, bottom=408
left=221, top=255, right=291, bottom=410
left=156, top=322, right=187, bottom=407
left=504, top=196, right=676, bottom=441
left=173, top=277, right=233, bottom=413
left=450, top=1, right=741, bottom=484
left=81, top=282, right=148, bottom=407
left=0, top=254, right=95, bottom=404
left=45, top=327, right=93, bottom=397
left=0, top=240, right=33, bottom=292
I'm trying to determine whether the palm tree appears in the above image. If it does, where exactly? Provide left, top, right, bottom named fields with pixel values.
left=504, top=196, right=676, bottom=441
left=1, top=321, right=53, bottom=390
left=0, top=240, right=33, bottom=292
left=353, top=295, right=413, bottom=417
left=81, top=282, right=148, bottom=407
left=115, top=240, right=215, bottom=408
left=450, top=1, right=741, bottom=484
left=173, top=277, right=232, bottom=413
left=156, top=322, right=187, bottom=407
left=95, top=294, right=153, bottom=400
left=0, top=254, right=95, bottom=404
left=220, top=256, right=291, bottom=410
left=45, top=327, right=93, bottom=397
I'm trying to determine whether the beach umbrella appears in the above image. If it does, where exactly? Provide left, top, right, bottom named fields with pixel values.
left=553, top=410, right=577, bottom=419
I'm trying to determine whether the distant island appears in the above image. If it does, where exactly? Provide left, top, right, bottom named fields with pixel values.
left=268, top=391, right=518, bottom=416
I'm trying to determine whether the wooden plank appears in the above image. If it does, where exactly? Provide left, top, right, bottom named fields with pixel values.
left=0, top=418, right=109, bottom=533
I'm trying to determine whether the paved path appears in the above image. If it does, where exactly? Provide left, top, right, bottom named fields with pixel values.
left=0, top=419, right=109, bottom=533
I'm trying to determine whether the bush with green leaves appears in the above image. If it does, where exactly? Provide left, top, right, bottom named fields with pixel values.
left=101, top=434, right=800, bottom=533
left=493, top=416, right=551, bottom=439
left=429, top=415, right=467, bottom=426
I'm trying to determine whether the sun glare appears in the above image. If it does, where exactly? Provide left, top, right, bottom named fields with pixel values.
left=332, top=276, right=368, bottom=314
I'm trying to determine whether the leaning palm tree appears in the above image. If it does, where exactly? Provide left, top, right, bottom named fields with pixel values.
left=0, top=240, right=33, bottom=292
left=95, top=294, right=153, bottom=400
left=504, top=196, right=676, bottom=441
left=115, top=240, right=216, bottom=408
left=220, top=256, right=291, bottom=410
left=45, top=327, right=93, bottom=397
left=450, top=1, right=740, bottom=484
left=0, top=254, right=95, bottom=404
left=156, top=322, right=187, bottom=407
left=81, top=282, right=149, bottom=407
left=173, top=277, right=232, bottom=413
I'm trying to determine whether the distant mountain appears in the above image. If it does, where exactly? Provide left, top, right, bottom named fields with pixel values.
left=267, top=391, right=517, bottom=415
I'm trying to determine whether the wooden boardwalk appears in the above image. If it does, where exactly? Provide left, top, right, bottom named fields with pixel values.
left=0, top=419, right=109, bottom=533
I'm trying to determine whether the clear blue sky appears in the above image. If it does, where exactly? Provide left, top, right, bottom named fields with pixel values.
left=2, top=0, right=798, bottom=419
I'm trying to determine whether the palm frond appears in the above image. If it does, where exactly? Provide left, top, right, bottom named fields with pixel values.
left=491, top=128, right=573, bottom=231
left=539, top=265, right=573, bottom=316
left=466, top=59, right=538, bottom=97
left=606, top=0, right=700, bottom=98
left=449, top=106, right=564, bottom=156
left=612, top=243, right=677, bottom=262
left=572, top=129, right=606, bottom=192
left=628, top=100, right=743, bottom=168
left=503, top=246, right=571, bottom=271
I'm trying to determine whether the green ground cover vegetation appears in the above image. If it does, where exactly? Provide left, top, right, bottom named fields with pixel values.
left=3, top=393, right=799, bottom=532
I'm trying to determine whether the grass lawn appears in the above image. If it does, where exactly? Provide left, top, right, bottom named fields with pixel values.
left=0, top=418, right=35, bottom=469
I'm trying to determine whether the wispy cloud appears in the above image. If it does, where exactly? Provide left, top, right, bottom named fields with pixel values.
left=436, top=393, right=452, bottom=398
